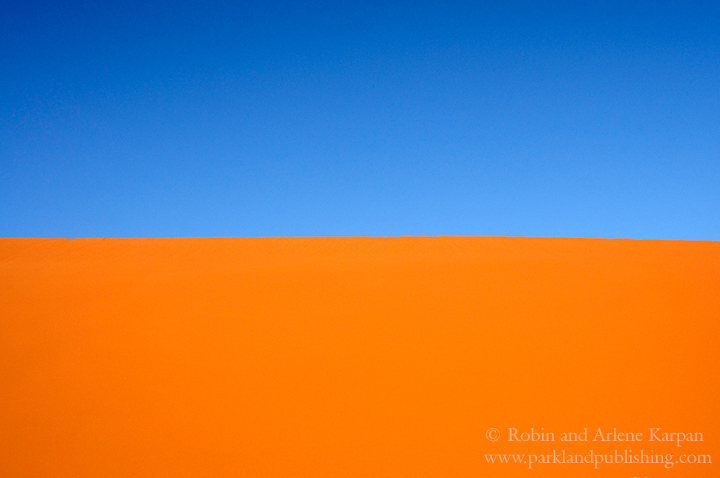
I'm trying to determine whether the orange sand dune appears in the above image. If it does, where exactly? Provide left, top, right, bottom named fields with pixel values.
left=1, top=237, right=718, bottom=477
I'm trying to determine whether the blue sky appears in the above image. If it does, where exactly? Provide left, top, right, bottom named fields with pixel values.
left=1, top=1, right=718, bottom=239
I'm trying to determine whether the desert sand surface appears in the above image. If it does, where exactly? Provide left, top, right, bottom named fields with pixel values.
left=1, top=237, right=718, bottom=477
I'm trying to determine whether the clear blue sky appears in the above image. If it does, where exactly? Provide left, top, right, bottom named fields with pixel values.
left=2, top=1, right=718, bottom=239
